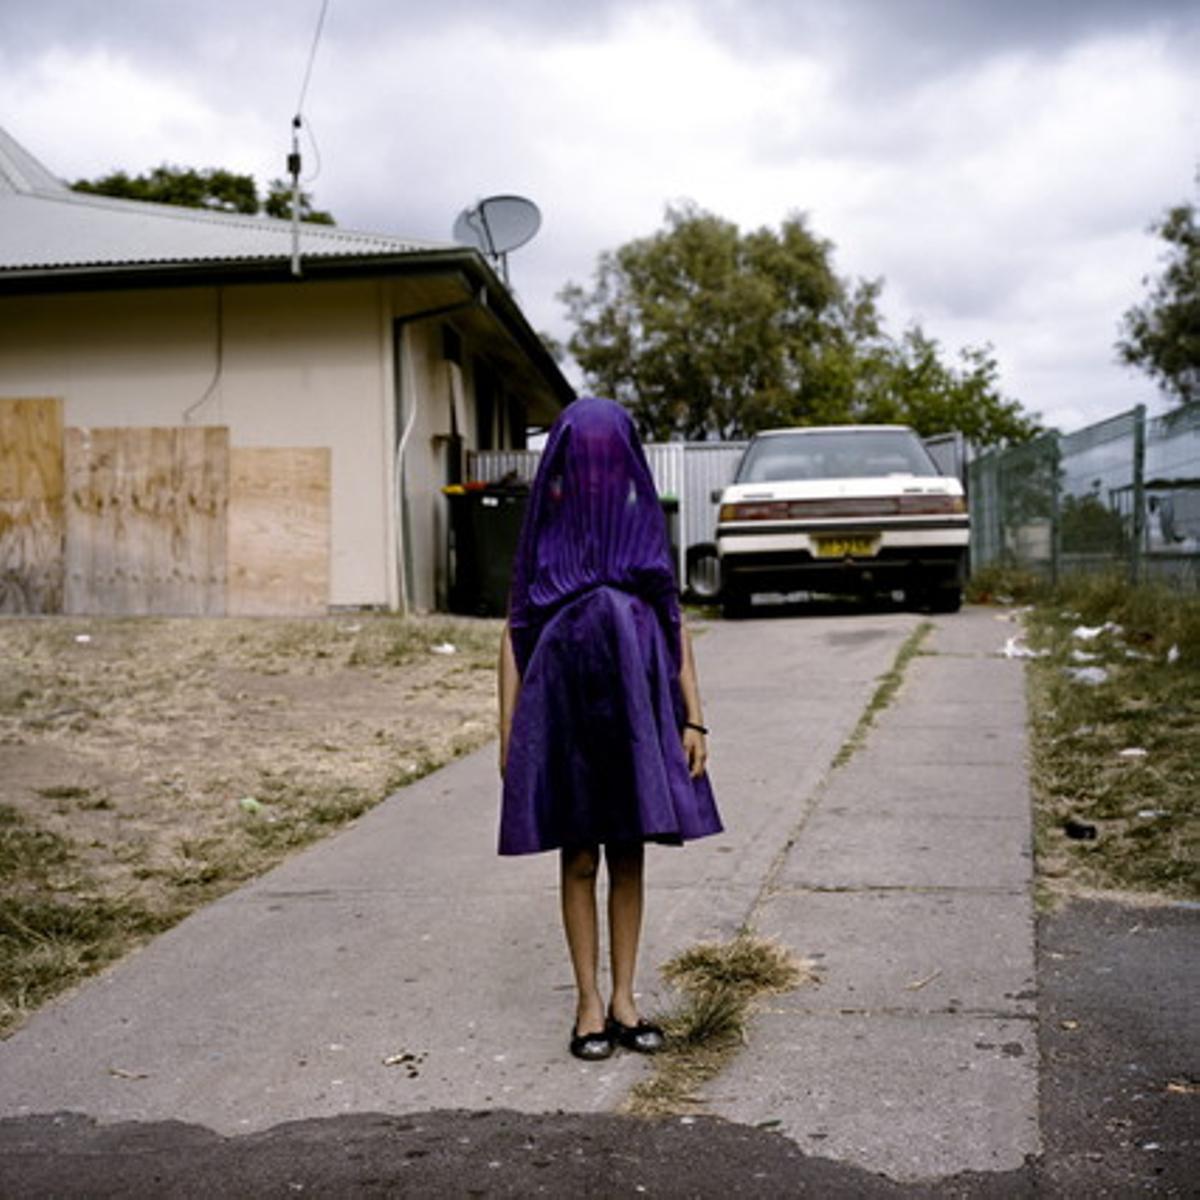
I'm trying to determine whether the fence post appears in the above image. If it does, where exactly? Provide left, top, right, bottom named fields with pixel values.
left=1048, top=434, right=1061, bottom=588
left=1130, top=405, right=1146, bottom=586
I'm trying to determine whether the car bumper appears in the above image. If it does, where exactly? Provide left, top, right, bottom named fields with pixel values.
left=718, top=526, right=969, bottom=594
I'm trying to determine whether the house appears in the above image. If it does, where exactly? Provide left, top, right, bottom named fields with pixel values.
left=0, top=124, right=573, bottom=615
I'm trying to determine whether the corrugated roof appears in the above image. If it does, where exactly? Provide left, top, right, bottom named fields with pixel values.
left=0, top=125, right=454, bottom=273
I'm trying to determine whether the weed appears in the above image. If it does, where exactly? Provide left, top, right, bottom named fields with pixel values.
left=833, top=621, right=932, bottom=767
left=1025, top=578, right=1199, bottom=900
left=966, top=563, right=1048, bottom=606
left=34, top=785, right=92, bottom=801
left=626, top=934, right=814, bottom=1117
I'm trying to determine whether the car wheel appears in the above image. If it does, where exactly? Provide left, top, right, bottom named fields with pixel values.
left=685, top=543, right=723, bottom=602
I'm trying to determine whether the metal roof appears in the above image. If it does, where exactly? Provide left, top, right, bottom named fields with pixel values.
left=0, top=124, right=453, bottom=273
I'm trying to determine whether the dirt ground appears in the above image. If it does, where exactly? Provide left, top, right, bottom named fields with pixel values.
left=0, top=614, right=503, bottom=1030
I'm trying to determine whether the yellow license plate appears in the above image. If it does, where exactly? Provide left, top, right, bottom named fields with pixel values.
left=813, top=536, right=878, bottom=559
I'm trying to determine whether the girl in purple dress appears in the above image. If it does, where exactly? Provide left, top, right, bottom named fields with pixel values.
left=497, top=397, right=723, bottom=1061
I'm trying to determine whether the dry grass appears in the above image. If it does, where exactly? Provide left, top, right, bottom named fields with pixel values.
left=1019, top=576, right=1199, bottom=902
left=625, top=934, right=817, bottom=1116
left=0, top=614, right=503, bottom=1034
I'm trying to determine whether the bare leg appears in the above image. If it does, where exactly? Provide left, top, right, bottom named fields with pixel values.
left=605, top=841, right=645, bottom=1027
left=560, top=846, right=605, bottom=1035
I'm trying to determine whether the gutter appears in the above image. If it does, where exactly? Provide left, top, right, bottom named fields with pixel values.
left=0, top=249, right=575, bottom=408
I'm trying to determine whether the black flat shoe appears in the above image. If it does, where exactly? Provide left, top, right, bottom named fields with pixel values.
left=606, top=1012, right=666, bottom=1054
left=570, top=1025, right=614, bottom=1061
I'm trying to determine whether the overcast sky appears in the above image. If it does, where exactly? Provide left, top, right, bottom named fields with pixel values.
left=2, top=0, right=1197, bottom=432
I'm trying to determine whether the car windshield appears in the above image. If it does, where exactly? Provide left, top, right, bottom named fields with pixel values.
left=735, top=429, right=941, bottom=483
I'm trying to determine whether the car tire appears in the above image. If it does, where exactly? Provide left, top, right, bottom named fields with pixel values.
left=685, top=543, right=723, bottom=603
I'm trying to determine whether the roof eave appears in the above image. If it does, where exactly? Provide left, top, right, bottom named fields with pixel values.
left=0, top=248, right=576, bottom=410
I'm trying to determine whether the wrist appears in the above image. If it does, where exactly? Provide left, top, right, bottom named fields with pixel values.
left=683, top=720, right=708, bottom=735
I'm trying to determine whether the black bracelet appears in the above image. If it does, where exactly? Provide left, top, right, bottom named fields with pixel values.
left=684, top=721, right=708, bottom=735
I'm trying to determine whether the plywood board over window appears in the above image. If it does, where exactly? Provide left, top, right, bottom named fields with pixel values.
left=228, top=447, right=331, bottom=616
left=64, top=426, right=229, bottom=615
left=0, top=397, right=65, bottom=614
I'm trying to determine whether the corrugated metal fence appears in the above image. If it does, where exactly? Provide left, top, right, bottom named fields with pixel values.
left=968, top=401, right=1200, bottom=588
left=468, top=442, right=746, bottom=591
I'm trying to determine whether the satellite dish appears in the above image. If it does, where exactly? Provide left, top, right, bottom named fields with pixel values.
left=452, top=195, right=542, bottom=285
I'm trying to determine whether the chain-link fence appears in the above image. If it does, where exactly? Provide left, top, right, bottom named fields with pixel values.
left=969, top=401, right=1200, bottom=588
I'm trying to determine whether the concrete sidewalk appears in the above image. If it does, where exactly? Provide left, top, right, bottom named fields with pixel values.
left=0, top=605, right=1034, bottom=1185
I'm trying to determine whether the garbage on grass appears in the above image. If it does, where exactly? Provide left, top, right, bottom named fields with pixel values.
left=1166, top=644, right=1180, bottom=664
left=1117, top=747, right=1148, bottom=759
left=1001, top=636, right=1047, bottom=659
left=238, top=796, right=263, bottom=814
left=1070, top=649, right=1099, bottom=663
left=430, top=642, right=457, bottom=655
left=1137, top=809, right=1168, bottom=819
left=1063, top=817, right=1098, bottom=840
left=74, top=634, right=92, bottom=644
left=1063, top=665, right=1109, bottom=686
left=1072, top=622, right=1123, bottom=641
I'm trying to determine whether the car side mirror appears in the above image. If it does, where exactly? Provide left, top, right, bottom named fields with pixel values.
left=710, top=488, right=724, bottom=503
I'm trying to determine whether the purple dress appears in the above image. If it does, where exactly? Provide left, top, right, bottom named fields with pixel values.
left=500, top=397, right=723, bottom=855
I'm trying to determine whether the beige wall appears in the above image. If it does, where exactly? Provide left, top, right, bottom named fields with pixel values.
left=0, top=280, right=395, bottom=608
left=0, top=275, right=557, bottom=613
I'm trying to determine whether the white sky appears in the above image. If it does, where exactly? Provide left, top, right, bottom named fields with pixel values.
left=2, top=0, right=1197, bottom=433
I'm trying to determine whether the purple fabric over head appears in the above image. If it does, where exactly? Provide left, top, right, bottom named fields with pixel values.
left=507, top=396, right=680, bottom=676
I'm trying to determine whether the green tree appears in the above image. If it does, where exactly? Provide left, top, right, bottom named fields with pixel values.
left=861, top=328, right=1041, bottom=447
left=1118, top=180, right=1199, bottom=404
left=263, top=178, right=335, bottom=225
left=72, top=165, right=335, bottom=225
left=561, top=202, right=1038, bottom=447
left=561, top=202, right=870, bottom=440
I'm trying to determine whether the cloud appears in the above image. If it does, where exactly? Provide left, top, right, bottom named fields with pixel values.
left=1, top=0, right=1196, bottom=432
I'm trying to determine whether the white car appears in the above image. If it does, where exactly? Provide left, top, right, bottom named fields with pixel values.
left=715, top=425, right=969, bottom=617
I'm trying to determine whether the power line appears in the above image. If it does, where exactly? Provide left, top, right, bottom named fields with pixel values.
left=288, top=0, right=331, bottom=276
left=295, top=0, right=331, bottom=120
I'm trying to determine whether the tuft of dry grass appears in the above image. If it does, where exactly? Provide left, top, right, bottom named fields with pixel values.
left=626, top=933, right=817, bottom=1117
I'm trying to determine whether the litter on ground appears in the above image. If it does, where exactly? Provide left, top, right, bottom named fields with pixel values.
left=1072, top=622, right=1123, bottom=641
left=1063, top=666, right=1109, bottom=686
left=1001, top=636, right=1047, bottom=659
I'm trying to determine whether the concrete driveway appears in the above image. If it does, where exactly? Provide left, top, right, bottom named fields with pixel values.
left=0, top=604, right=1037, bottom=1187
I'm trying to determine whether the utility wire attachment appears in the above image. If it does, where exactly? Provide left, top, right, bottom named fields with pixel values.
left=288, top=0, right=331, bottom=278
left=289, top=115, right=303, bottom=277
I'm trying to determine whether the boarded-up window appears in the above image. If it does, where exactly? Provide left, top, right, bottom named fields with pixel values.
left=64, top=426, right=229, bottom=616
left=228, top=447, right=331, bottom=616
left=0, top=397, right=65, bottom=614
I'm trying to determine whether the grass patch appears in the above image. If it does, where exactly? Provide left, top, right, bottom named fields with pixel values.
left=1023, top=574, right=1199, bottom=901
left=832, top=621, right=932, bottom=767
left=966, top=563, right=1048, bottom=606
left=0, top=613, right=504, bottom=1034
left=625, top=934, right=816, bottom=1116
left=0, top=803, right=179, bottom=1032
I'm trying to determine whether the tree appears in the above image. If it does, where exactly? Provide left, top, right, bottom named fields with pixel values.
left=1118, top=179, right=1199, bottom=404
left=71, top=165, right=335, bottom=225
left=561, top=202, right=869, bottom=440
left=861, top=328, right=1041, bottom=447
left=262, top=178, right=335, bottom=225
left=561, top=202, right=1038, bottom=447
